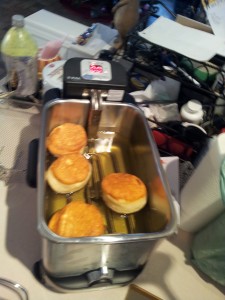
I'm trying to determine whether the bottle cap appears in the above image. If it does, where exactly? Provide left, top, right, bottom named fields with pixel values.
left=180, top=100, right=204, bottom=124
left=186, top=100, right=202, bottom=113
left=12, top=15, right=24, bottom=27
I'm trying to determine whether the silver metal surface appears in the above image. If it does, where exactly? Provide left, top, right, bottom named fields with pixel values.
left=37, top=98, right=177, bottom=289
left=87, top=89, right=103, bottom=139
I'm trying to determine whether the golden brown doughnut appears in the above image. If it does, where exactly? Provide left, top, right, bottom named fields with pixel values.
left=46, top=123, right=87, bottom=156
left=101, top=172, right=147, bottom=214
left=48, top=201, right=105, bottom=237
left=46, top=153, right=92, bottom=194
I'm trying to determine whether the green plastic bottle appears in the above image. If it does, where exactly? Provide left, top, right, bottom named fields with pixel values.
left=1, top=14, right=38, bottom=97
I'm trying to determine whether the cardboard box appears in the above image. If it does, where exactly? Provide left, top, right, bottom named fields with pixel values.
left=175, top=14, right=213, bottom=34
left=25, top=9, right=117, bottom=59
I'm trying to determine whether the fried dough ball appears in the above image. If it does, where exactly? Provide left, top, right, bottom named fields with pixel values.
left=46, top=153, right=92, bottom=194
left=101, top=172, right=147, bottom=214
left=46, top=123, right=87, bottom=156
left=48, top=201, right=105, bottom=237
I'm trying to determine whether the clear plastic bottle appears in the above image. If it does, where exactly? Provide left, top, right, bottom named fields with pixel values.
left=1, top=15, right=38, bottom=97
left=180, top=100, right=204, bottom=125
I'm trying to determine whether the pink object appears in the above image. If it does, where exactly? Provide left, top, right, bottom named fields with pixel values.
left=39, top=39, right=64, bottom=59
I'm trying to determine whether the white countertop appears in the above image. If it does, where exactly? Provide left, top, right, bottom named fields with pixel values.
left=0, top=100, right=224, bottom=299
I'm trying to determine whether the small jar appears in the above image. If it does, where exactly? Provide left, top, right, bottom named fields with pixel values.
left=180, top=100, right=204, bottom=125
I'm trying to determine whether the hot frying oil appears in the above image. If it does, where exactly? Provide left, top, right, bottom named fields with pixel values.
left=45, top=134, right=168, bottom=234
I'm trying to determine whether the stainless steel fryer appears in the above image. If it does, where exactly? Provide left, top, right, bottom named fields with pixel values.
left=36, top=99, right=177, bottom=291
left=35, top=58, right=177, bottom=292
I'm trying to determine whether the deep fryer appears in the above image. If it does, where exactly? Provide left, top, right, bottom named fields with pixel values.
left=32, top=58, right=177, bottom=292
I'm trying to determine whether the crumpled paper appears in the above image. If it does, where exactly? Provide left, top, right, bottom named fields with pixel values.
left=140, top=103, right=181, bottom=128
left=130, top=77, right=181, bottom=127
left=130, top=76, right=181, bottom=103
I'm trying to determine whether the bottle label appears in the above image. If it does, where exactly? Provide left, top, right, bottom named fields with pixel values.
left=2, top=54, right=38, bottom=97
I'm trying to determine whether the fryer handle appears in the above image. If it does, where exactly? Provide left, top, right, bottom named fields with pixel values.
left=26, top=139, right=39, bottom=188
left=87, top=89, right=103, bottom=140
left=43, top=88, right=62, bottom=105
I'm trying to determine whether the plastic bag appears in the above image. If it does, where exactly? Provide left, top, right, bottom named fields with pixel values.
left=130, top=77, right=180, bottom=103
left=191, top=210, right=225, bottom=286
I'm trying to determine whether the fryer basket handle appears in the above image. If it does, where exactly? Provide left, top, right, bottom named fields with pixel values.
left=26, top=138, right=39, bottom=188
left=43, top=88, right=62, bottom=105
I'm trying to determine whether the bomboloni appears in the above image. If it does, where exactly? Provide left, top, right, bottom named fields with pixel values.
left=46, top=122, right=87, bottom=156
left=101, top=172, right=147, bottom=214
left=46, top=153, right=92, bottom=194
left=48, top=201, right=105, bottom=237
